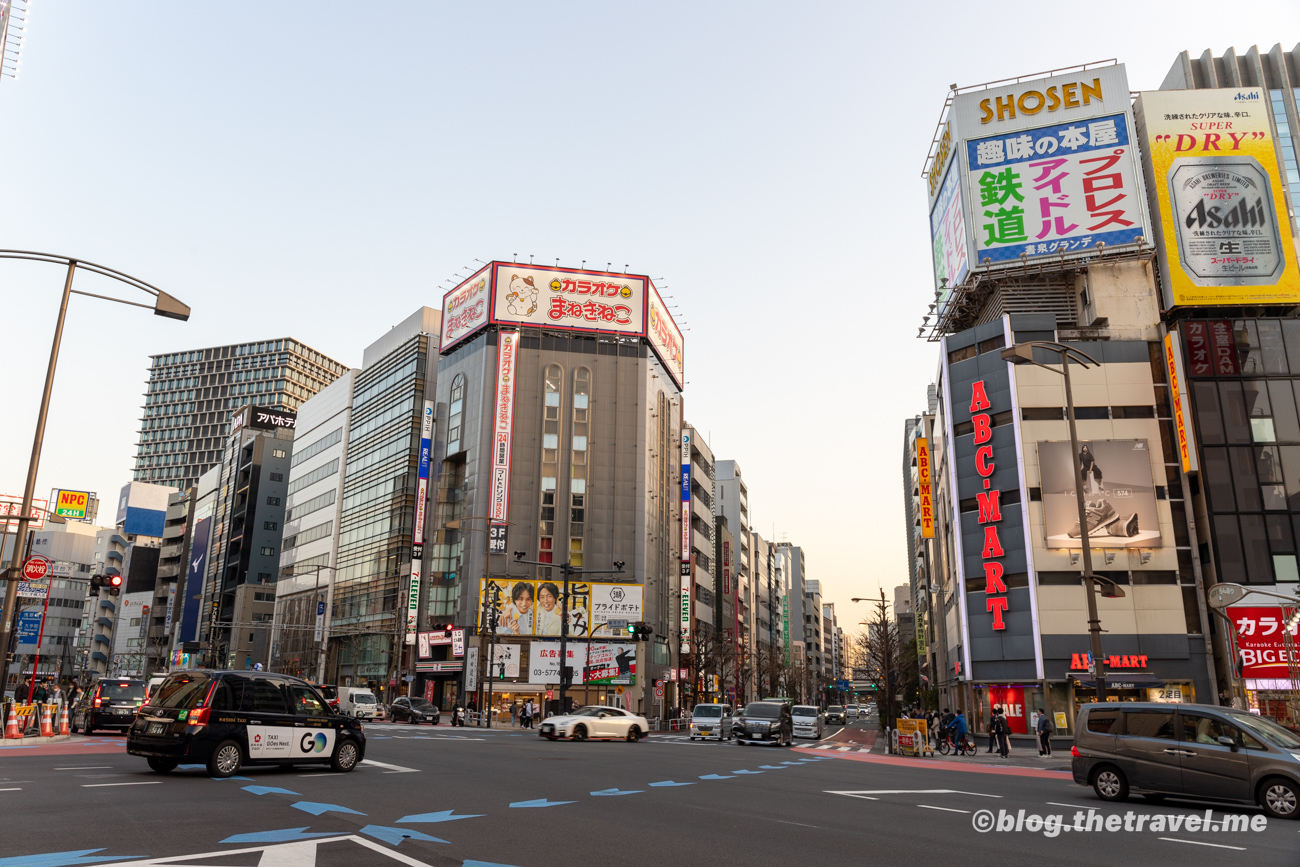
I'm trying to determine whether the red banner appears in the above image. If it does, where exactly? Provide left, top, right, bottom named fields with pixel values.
left=1229, top=605, right=1299, bottom=678
left=987, top=686, right=1027, bottom=735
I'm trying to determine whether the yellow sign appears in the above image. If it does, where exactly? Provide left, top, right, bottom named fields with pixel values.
left=1054, top=711, right=1068, bottom=730
left=54, top=490, right=89, bottom=519
left=1138, top=88, right=1300, bottom=307
left=1163, top=332, right=1198, bottom=474
left=916, top=437, right=935, bottom=539
left=895, top=718, right=930, bottom=757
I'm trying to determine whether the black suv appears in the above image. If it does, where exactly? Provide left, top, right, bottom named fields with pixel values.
left=734, top=701, right=794, bottom=746
left=74, top=678, right=147, bottom=735
left=127, top=670, right=365, bottom=777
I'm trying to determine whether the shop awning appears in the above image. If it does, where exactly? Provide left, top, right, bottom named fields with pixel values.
left=1070, top=673, right=1164, bottom=689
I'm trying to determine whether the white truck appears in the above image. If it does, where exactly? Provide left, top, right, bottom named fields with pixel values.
left=337, top=687, right=379, bottom=719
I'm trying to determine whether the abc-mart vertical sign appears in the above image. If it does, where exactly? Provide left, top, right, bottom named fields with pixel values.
left=924, top=63, right=1150, bottom=297
left=438, top=262, right=685, bottom=389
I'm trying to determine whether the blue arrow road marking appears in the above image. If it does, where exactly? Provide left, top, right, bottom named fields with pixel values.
left=358, top=826, right=448, bottom=846
left=0, top=849, right=141, bottom=867
left=219, top=828, right=339, bottom=844
left=242, top=785, right=300, bottom=796
left=397, top=810, right=484, bottom=824
left=590, top=788, right=643, bottom=796
left=758, top=765, right=786, bottom=770
left=178, top=764, right=205, bottom=770
left=730, top=770, right=763, bottom=774
left=509, top=798, right=576, bottom=808
left=648, top=780, right=694, bottom=787
left=290, top=801, right=366, bottom=816
left=698, top=774, right=735, bottom=780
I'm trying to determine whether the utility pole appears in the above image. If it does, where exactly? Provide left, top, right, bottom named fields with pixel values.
left=482, top=582, right=501, bottom=728
left=512, top=554, right=624, bottom=713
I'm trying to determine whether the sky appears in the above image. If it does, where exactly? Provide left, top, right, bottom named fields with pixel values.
left=2, top=2, right=1298, bottom=636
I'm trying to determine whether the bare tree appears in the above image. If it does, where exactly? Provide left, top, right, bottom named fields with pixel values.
left=853, top=589, right=919, bottom=730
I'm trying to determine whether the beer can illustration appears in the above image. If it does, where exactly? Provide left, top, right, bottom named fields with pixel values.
left=1167, top=155, right=1286, bottom=286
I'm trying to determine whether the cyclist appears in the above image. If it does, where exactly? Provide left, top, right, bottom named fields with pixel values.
left=951, top=709, right=971, bottom=755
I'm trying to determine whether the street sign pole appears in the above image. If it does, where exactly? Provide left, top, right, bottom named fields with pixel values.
left=22, top=556, right=53, bottom=703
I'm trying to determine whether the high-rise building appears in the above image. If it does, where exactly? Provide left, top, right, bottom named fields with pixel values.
left=428, top=261, right=685, bottom=715
left=134, top=338, right=346, bottom=490
left=201, top=404, right=297, bottom=670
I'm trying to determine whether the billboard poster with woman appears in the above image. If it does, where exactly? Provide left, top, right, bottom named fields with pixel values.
left=1037, top=439, right=1162, bottom=548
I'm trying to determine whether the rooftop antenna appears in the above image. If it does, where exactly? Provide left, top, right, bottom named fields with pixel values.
left=530, top=254, right=534, bottom=264
left=513, top=253, right=518, bottom=263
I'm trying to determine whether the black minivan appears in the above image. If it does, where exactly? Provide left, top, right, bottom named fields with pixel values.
left=74, top=678, right=147, bottom=735
left=127, top=670, right=366, bottom=777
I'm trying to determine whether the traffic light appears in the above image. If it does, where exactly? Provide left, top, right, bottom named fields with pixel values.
left=107, top=574, right=123, bottom=596
left=90, top=574, right=124, bottom=596
left=442, top=623, right=454, bottom=636
left=626, top=621, right=654, bottom=641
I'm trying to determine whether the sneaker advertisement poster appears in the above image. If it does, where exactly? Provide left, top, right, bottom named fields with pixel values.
left=1037, top=440, right=1163, bottom=548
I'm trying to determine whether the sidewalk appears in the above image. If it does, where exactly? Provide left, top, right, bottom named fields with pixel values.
left=870, top=731, right=1072, bottom=772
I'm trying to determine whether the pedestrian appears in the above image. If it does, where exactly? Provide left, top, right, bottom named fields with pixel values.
left=50, top=683, right=62, bottom=710
left=993, top=710, right=1011, bottom=759
left=1036, top=707, right=1054, bottom=756
left=33, top=680, right=48, bottom=704
left=939, top=707, right=954, bottom=746
left=986, top=706, right=1001, bottom=753
left=522, top=700, right=533, bottom=729
left=510, top=701, right=518, bottom=726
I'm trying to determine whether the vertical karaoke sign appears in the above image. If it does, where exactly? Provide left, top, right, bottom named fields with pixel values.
left=407, top=399, right=436, bottom=636
left=680, top=431, right=692, bottom=654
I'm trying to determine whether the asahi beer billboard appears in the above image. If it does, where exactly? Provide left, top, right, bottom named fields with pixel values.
left=1135, top=88, right=1300, bottom=307
left=1037, top=440, right=1162, bottom=548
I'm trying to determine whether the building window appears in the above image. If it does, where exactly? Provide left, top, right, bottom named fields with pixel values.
left=264, top=521, right=278, bottom=530
left=260, top=546, right=275, bottom=556
left=447, top=374, right=465, bottom=455
left=272, top=448, right=287, bottom=458
left=569, top=367, right=591, bottom=568
left=266, top=496, right=280, bottom=506
left=257, top=572, right=273, bottom=582
left=539, top=365, right=562, bottom=566
left=270, top=473, right=284, bottom=482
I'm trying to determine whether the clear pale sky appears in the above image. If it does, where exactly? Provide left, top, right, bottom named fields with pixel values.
left=2, top=3, right=1298, bottom=635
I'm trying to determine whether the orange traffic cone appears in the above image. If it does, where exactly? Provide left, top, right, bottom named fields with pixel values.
left=57, top=705, right=70, bottom=736
left=39, top=704, right=54, bottom=737
left=4, top=706, right=21, bottom=739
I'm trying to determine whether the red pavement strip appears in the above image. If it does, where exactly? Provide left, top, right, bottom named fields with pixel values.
left=792, top=746, right=1071, bottom=780
left=0, top=738, right=127, bottom=757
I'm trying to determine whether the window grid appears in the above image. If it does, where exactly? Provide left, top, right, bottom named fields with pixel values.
left=539, top=365, right=562, bottom=569
left=569, top=368, right=591, bottom=567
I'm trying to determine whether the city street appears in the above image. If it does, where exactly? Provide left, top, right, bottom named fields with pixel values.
left=2, top=722, right=1293, bottom=866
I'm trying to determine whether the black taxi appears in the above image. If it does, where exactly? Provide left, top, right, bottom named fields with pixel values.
left=126, top=670, right=366, bottom=777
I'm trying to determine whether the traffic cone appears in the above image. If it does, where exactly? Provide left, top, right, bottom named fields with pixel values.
left=57, top=706, right=70, bottom=736
left=4, top=706, right=21, bottom=739
left=39, top=704, right=54, bottom=737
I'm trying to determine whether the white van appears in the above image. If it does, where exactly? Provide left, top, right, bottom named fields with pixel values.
left=337, top=687, right=379, bottom=719
left=689, top=703, right=733, bottom=741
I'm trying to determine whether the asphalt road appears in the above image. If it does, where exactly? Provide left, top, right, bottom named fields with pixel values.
left=1, top=721, right=1295, bottom=866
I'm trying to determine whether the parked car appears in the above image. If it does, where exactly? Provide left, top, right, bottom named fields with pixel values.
left=389, top=696, right=440, bottom=724
left=127, top=670, right=364, bottom=777
left=689, top=703, right=733, bottom=741
left=734, top=701, right=794, bottom=746
left=792, top=705, right=824, bottom=739
left=539, top=705, right=649, bottom=741
left=825, top=705, right=848, bottom=725
left=73, top=678, right=147, bottom=735
left=337, top=687, right=379, bottom=719
left=1072, top=702, right=1300, bottom=819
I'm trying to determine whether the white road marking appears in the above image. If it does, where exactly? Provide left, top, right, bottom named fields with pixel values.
left=1158, top=837, right=1246, bottom=851
left=55, top=766, right=113, bottom=770
left=827, top=789, right=1002, bottom=798
left=0, top=787, right=22, bottom=791
left=1046, top=802, right=1096, bottom=810
left=82, top=781, right=163, bottom=787
left=360, top=758, right=419, bottom=773
left=917, top=804, right=970, bottom=813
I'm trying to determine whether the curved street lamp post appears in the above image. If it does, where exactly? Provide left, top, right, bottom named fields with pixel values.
left=0, top=251, right=189, bottom=682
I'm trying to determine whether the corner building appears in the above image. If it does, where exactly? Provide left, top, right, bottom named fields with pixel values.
left=429, top=261, right=685, bottom=716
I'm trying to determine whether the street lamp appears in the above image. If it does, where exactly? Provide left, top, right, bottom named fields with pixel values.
left=513, top=552, right=625, bottom=714
left=1001, top=341, right=1124, bottom=706
left=0, top=251, right=189, bottom=670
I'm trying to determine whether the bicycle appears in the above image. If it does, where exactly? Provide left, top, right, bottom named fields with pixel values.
left=937, top=732, right=977, bottom=756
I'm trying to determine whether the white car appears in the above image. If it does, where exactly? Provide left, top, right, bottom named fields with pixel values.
left=538, top=705, right=650, bottom=742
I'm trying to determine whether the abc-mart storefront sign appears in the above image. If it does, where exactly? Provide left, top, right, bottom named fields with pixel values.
left=941, top=324, right=1045, bottom=682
